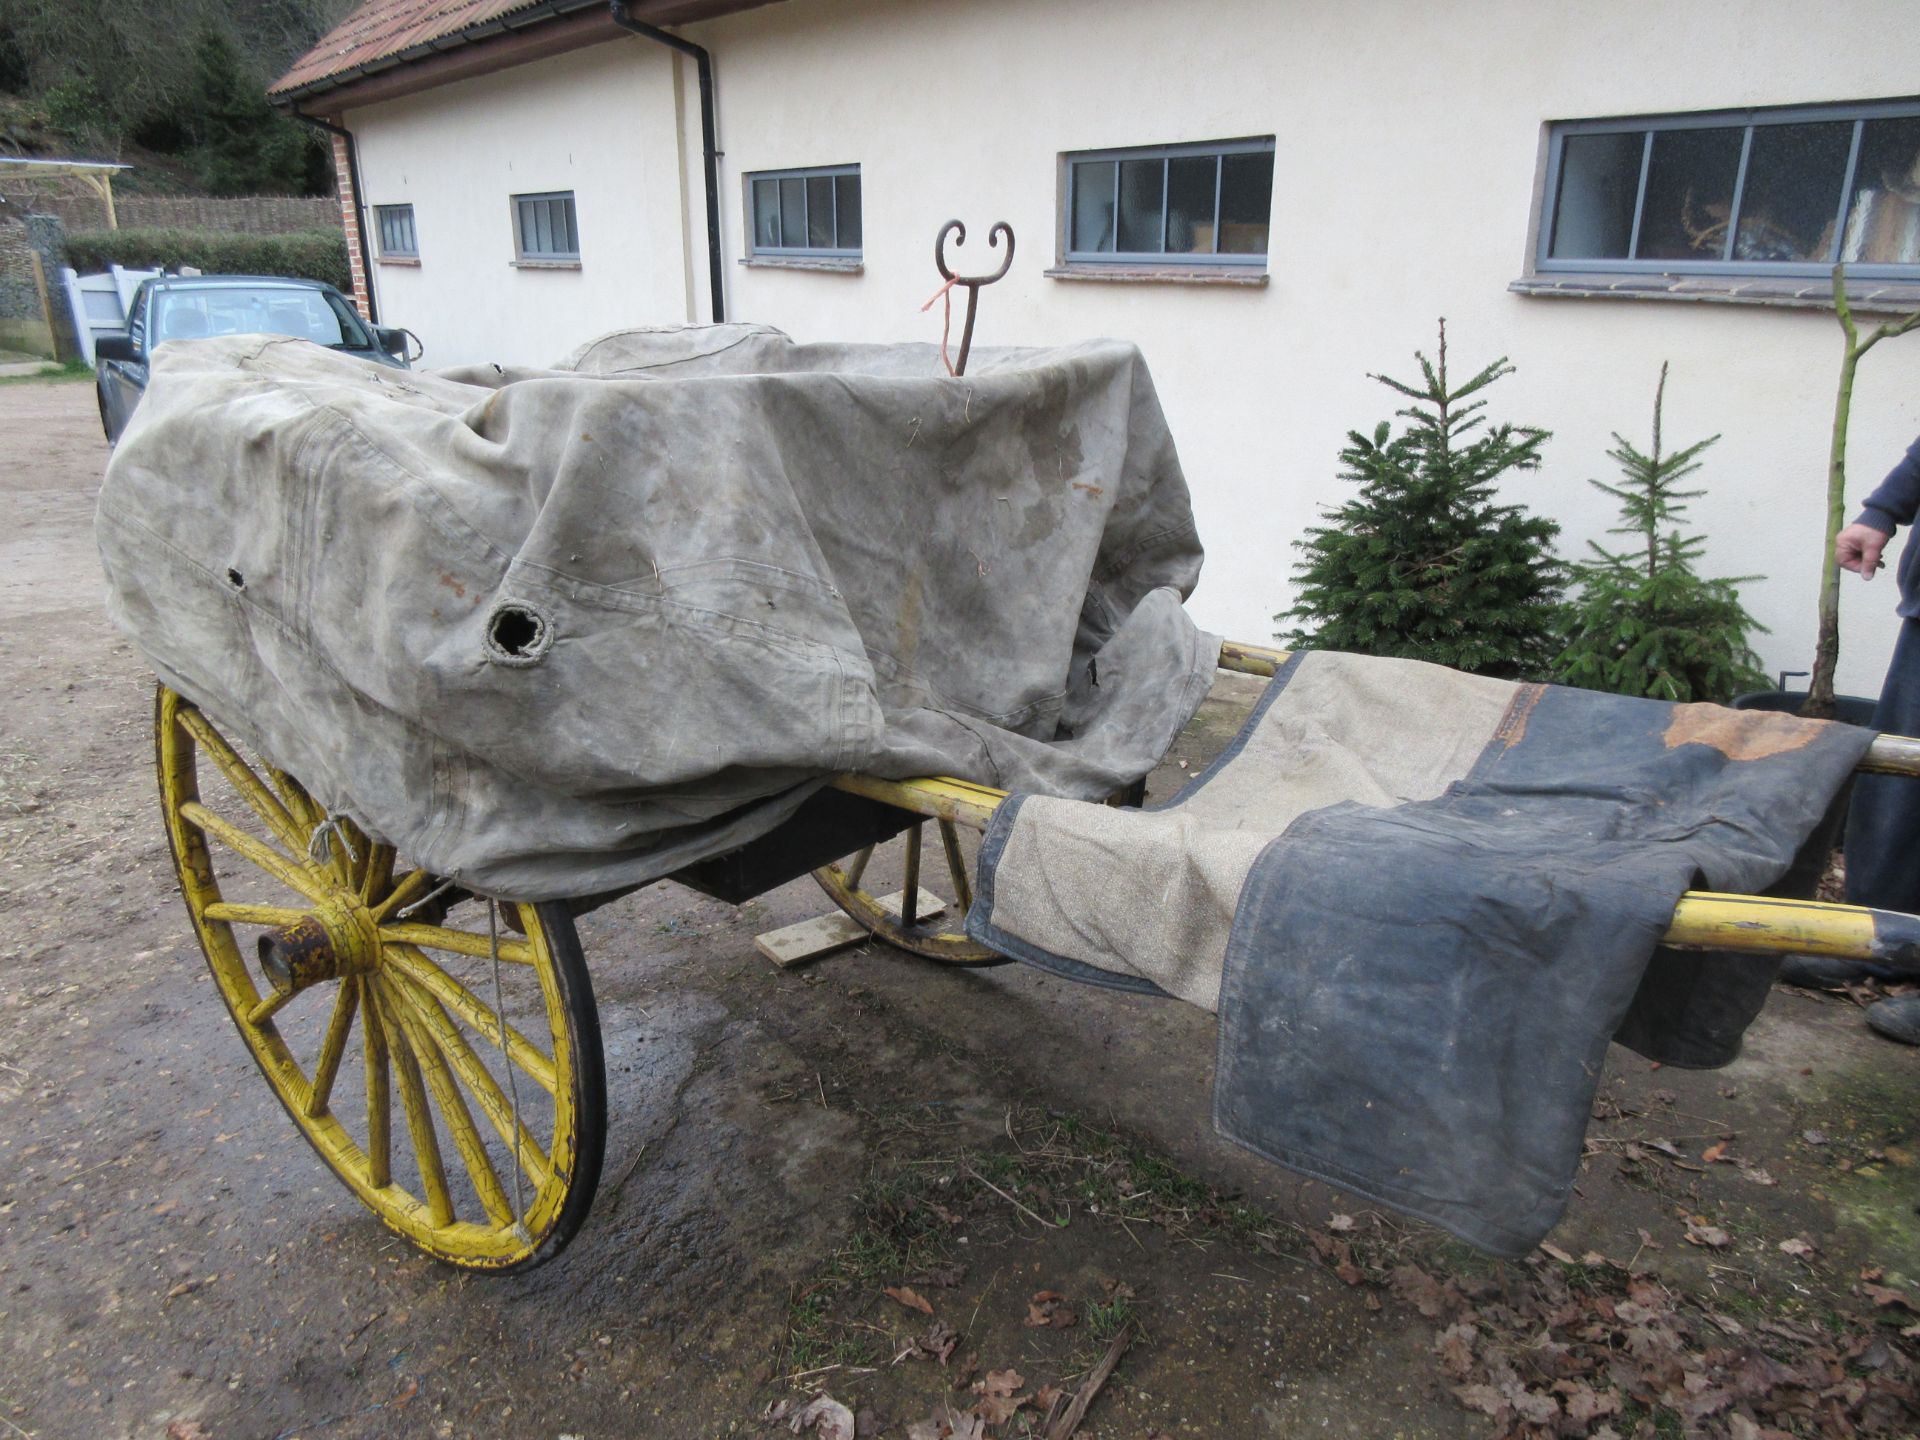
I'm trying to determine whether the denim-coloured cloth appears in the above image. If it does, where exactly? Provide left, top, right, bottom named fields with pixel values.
left=969, top=652, right=1874, bottom=1256
left=96, top=325, right=1218, bottom=900
left=1846, top=617, right=1920, bottom=913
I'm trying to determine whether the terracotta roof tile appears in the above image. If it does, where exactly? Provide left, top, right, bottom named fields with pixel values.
left=271, top=0, right=594, bottom=98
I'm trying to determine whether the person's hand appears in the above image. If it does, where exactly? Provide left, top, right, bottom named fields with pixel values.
left=1837, top=521, right=1892, bottom=579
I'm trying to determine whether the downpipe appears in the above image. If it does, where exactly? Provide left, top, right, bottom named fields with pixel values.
left=609, top=0, right=726, bottom=323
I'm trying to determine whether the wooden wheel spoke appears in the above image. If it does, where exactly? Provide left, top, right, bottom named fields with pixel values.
left=361, top=978, right=392, bottom=1189
left=842, top=845, right=875, bottom=891
left=334, top=817, right=375, bottom=892
left=382, top=943, right=558, bottom=1095
left=377, top=921, right=535, bottom=965
left=380, top=978, right=513, bottom=1228
left=305, top=981, right=361, bottom=1119
left=180, top=800, right=326, bottom=902
left=361, top=844, right=396, bottom=906
left=264, top=762, right=322, bottom=833
left=901, top=824, right=924, bottom=925
left=175, top=708, right=307, bottom=856
left=939, top=820, right=973, bottom=913
left=246, top=986, right=297, bottom=1027
left=388, top=968, right=553, bottom=1192
left=370, top=869, right=434, bottom=923
left=204, top=901, right=313, bottom=928
left=374, top=984, right=456, bottom=1227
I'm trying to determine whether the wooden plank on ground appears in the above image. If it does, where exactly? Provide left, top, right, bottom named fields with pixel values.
left=755, top=889, right=947, bottom=968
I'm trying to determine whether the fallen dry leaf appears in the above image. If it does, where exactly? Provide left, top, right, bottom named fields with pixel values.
left=790, top=1394, right=856, bottom=1440
left=908, top=1320, right=958, bottom=1365
left=971, top=1392, right=1026, bottom=1427
left=1434, top=1322, right=1477, bottom=1378
left=884, top=1285, right=935, bottom=1317
left=974, top=1368, right=1023, bottom=1397
left=1683, top=1220, right=1732, bottom=1249
left=1860, top=1282, right=1914, bottom=1311
left=165, top=1423, right=209, bottom=1440
left=1776, top=1236, right=1817, bottom=1259
left=1388, top=1264, right=1457, bottom=1319
left=1556, top=1380, right=1620, bottom=1424
left=1701, top=1140, right=1732, bottom=1163
left=1024, top=1290, right=1077, bottom=1329
left=1327, top=1213, right=1357, bottom=1233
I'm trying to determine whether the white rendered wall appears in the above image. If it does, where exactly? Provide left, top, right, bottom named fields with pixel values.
left=351, top=0, right=1920, bottom=697
left=346, top=40, right=692, bottom=371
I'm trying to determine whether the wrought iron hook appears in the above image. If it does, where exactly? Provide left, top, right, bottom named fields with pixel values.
left=932, top=219, right=1014, bottom=376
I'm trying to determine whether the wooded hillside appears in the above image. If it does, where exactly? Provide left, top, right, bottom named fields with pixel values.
left=0, top=0, right=358, bottom=195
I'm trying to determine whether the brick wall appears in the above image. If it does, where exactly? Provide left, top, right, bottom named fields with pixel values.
left=329, top=133, right=368, bottom=318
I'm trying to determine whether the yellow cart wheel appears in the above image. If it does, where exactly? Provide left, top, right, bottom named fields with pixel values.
left=155, top=687, right=605, bottom=1272
left=812, top=819, right=1006, bottom=966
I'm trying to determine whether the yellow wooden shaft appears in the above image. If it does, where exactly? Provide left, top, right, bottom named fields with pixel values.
left=1664, top=892, right=1879, bottom=957
left=825, top=648, right=1920, bottom=965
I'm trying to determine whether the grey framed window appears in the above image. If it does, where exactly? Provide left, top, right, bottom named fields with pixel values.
left=375, top=204, right=417, bottom=258
left=1065, top=137, right=1274, bottom=266
left=1540, top=100, right=1920, bottom=277
left=748, top=165, right=862, bottom=257
left=512, top=191, right=580, bottom=262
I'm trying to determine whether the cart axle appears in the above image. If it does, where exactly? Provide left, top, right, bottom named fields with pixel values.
left=256, top=896, right=379, bottom=996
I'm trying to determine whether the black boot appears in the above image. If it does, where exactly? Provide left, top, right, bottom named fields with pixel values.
left=1865, top=994, right=1920, bottom=1045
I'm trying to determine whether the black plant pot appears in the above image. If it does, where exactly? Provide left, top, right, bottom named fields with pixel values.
left=1728, top=690, right=1878, bottom=726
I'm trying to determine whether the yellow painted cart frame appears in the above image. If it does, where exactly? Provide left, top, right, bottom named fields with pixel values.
left=152, top=642, right=1920, bottom=1272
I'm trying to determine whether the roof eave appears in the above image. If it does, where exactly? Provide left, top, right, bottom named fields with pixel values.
left=270, top=0, right=775, bottom=114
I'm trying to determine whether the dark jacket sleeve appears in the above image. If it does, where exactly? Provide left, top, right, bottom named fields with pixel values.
left=1855, top=434, right=1920, bottom=534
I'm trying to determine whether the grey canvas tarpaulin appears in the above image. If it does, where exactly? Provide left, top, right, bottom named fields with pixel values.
left=96, top=324, right=1219, bottom=900
left=967, top=651, right=1874, bottom=1256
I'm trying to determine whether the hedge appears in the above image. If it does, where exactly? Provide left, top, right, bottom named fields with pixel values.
left=62, top=227, right=352, bottom=294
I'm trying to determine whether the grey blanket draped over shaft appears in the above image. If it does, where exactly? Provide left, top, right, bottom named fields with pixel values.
left=96, top=324, right=1219, bottom=899
left=968, top=651, right=1874, bottom=1256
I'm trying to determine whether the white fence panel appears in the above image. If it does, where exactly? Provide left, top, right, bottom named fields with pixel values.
left=60, top=264, right=162, bottom=364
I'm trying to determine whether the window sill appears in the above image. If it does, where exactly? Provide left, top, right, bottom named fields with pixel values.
left=510, top=259, right=582, bottom=271
left=739, top=255, right=864, bottom=273
left=377, top=256, right=420, bottom=268
left=1511, top=272, right=1920, bottom=314
left=1045, top=264, right=1267, bottom=287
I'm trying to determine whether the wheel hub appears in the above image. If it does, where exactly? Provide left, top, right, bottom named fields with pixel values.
left=257, top=895, right=380, bottom=995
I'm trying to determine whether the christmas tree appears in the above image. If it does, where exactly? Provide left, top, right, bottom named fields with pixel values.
left=1279, top=321, right=1566, bottom=680
left=1555, top=364, right=1767, bottom=703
